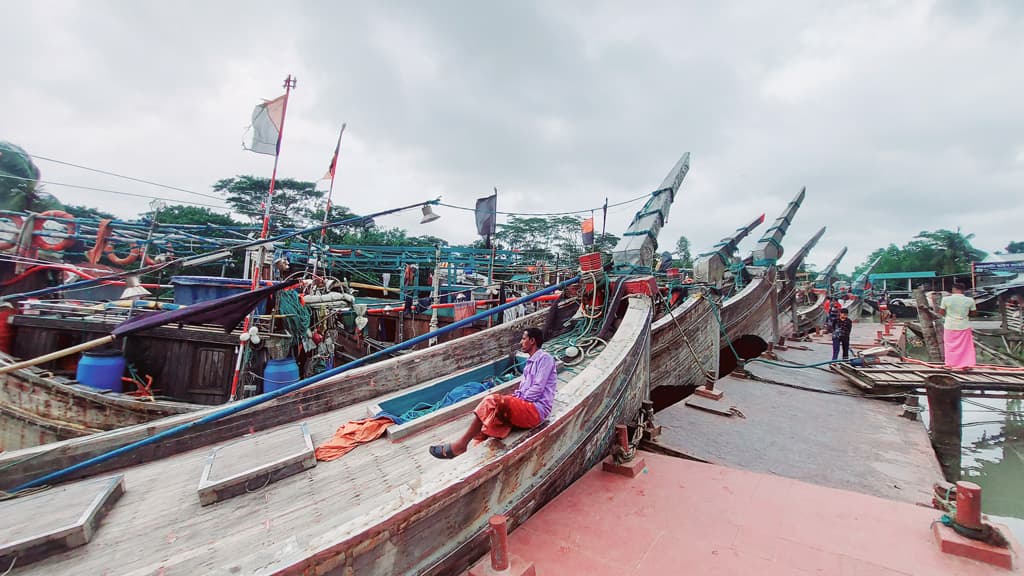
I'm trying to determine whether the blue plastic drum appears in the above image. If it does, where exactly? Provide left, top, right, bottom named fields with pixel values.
left=263, top=357, right=300, bottom=393
left=76, top=350, right=126, bottom=392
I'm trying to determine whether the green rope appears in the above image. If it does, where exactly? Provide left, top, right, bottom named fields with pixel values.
left=276, top=289, right=311, bottom=349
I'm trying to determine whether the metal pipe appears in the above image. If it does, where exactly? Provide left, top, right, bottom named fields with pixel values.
left=487, top=515, right=510, bottom=571
left=955, top=481, right=983, bottom=530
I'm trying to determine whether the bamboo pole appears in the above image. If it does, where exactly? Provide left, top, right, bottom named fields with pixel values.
left=914, top=287, right=944, bottom=362
left=0, top=335, right=116, bottom=375
left=349, top=282, right=400, bottom=295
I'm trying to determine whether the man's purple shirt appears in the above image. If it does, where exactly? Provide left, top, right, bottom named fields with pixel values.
left=512, top=349, right=558, bottom=420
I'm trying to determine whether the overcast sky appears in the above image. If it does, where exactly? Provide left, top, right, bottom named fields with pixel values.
left=3, top=1, right=1022, bottom=274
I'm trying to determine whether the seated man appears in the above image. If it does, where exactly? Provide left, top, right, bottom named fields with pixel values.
left=429, top=327, right=557, bottom=459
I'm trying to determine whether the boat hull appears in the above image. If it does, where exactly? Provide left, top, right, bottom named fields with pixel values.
left=648, top=295, right=718, bottom=411
left=719, top=267, right=779, bottom=346
left=0, top=353, right=197, bottom=452
left=282, top=298, right=653, bottom=576
left=797, top=292, right=827, bottom=333
left=0, top=306, right=564, bottom=490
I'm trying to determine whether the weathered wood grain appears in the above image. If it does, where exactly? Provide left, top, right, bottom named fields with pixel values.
left=7, top=298, right=652, bottom=575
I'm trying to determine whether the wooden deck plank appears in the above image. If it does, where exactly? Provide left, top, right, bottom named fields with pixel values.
left=8, top=307, right=647, bottom=575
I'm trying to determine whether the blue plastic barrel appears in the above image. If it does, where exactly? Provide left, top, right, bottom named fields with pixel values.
left=76, top=350, right=126, bottom=392
left=263, top=357, right=300, bottom=393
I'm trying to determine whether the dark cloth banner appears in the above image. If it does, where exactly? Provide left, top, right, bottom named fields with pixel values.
left=112, top=279, right=300, bottom=337
left=581, top=217, right=595, bottom=246
left=475, top=194, right=497, bottom=237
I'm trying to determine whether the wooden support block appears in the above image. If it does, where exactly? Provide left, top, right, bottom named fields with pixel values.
left=685, top=396, right=735, bottom=417
left=694, top=387, right=725, bottom=400
left=602, top=455, right=647, bottom=478
left=933, top=522, right=1016, bottom=569
left=468, top=554, right=536, bottom=576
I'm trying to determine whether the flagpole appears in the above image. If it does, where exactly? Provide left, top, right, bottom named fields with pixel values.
left=258, top=74, right=296, bottom=243
left=320, top=124, right=346, bottom=244
left=232, top=74, right=296, bottom=401
left=487, top=188, right=497, bottom=289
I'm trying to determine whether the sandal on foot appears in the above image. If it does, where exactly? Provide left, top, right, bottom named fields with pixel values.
left=429, top=443, right=457, bottom=459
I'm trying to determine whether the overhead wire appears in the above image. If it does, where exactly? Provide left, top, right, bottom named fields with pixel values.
left=29, top=153, right=226, bottom=201
left=437, top=190, right=651, bottom=218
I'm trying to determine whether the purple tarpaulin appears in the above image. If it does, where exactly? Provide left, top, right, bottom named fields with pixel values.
left=112, top=279, right=300, bottom=337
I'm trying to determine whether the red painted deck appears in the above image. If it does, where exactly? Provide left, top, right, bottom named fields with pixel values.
left=492, top=453, right=1020, bottom=575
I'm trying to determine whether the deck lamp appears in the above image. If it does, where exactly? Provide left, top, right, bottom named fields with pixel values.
left=420, top=205, right=441, bottom=224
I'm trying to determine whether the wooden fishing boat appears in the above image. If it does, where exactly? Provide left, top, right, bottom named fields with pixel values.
left=776, top=227, right=826, bottom=337
left=0, top=350, right=197, bottom=450
left=0, top=271, right=546, bottom=451
left=0, top=290, right=652, bottom=575
left=797, top=290, right=827, bottom=333
left=0, top=298, right=572, bottom=486
left=646, top=188, right=806, bottom=410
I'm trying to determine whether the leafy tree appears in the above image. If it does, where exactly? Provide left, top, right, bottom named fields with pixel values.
left=493, top=215, right=618, bottom=266
left=213, top=175, right=324, bottom=230
left=143, top=204, right=240, bottom=227
left=65, top=203, right=116, bottom=221
left=0, top=142, right=63, bottom=212
left=914, top=229, right=986, bottom=274
left=854, top=229, right=987, bottom=278
left=594, top=232, right=620, bottom=258
left=674, top=235, right=693, bottom=268
left=1007, top=241, right=1024, bottom=254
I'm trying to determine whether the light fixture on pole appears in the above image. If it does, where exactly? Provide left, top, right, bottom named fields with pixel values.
left=120, top=276, right=151, bottom=300
left=420, top=204, right=440, bottom=224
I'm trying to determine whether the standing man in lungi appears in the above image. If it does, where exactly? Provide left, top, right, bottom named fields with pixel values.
left=939, top=282, right=977, bottom=369
left=429, top=326, right=557, bottom=459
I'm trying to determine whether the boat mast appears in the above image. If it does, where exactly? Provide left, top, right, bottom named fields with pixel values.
left=750, top=187, right=806, bottom=267
left=693, top=213, right=764, bottom=286
left=814, top=247, right=848, bottom=292
left=231, top=74, right=296, bottom=401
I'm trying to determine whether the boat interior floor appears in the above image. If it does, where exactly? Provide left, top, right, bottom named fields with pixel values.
left=8, top=367, right=584, bottom=574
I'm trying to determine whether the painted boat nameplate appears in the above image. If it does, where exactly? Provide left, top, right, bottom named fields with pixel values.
left=197, top=423, right=315, bottom=506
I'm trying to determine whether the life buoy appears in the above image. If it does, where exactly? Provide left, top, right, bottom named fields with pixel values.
left=131, top=246, right=156, bottom=267
left=32, top=210, right=77, bottom=251
left=0, top=214, right=24, bottom=251
left=105, top=243, right=139, bottom=266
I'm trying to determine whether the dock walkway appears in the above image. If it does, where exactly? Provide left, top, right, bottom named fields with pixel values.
left=649, top=322, right=943, bottom=506
left=474, top=321, right=1023, bottom=575
left=499, top=452, right=1020, bottom=575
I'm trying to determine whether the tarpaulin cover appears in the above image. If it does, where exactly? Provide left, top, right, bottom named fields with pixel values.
left=314, top=417, right=393, bottom=462
left=112, top=279, right=299, bottom=337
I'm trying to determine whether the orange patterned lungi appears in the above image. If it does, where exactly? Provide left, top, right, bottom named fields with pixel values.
left=474, top=393, right=541, bottom=439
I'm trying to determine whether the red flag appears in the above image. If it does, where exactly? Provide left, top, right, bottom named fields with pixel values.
left=581, top=217, right=595, bottom=246
left=322, top=124, right=346, bottom=181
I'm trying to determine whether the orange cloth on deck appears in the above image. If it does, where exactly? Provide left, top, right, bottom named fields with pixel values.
left=314, top=417, right=393, bottom=462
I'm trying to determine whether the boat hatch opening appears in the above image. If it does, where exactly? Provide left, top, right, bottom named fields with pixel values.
left=197, top=423, right=314, bottom=506
left=371, top=355, right=528, bottom=442
left=718, top=335, right=768, bottom=378
left=0, top=474, right=124, bottom=567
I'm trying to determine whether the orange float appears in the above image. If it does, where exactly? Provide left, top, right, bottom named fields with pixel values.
left=32, top=210, right=77, bottom=251
left=0, top=214, right=24, bottom=251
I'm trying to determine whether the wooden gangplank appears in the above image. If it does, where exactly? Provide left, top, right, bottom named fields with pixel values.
left=833, top=362, right=1024, bottom=393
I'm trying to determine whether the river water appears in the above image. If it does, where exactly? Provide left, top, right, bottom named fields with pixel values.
left=907, top=329, right=1024, bottom=542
